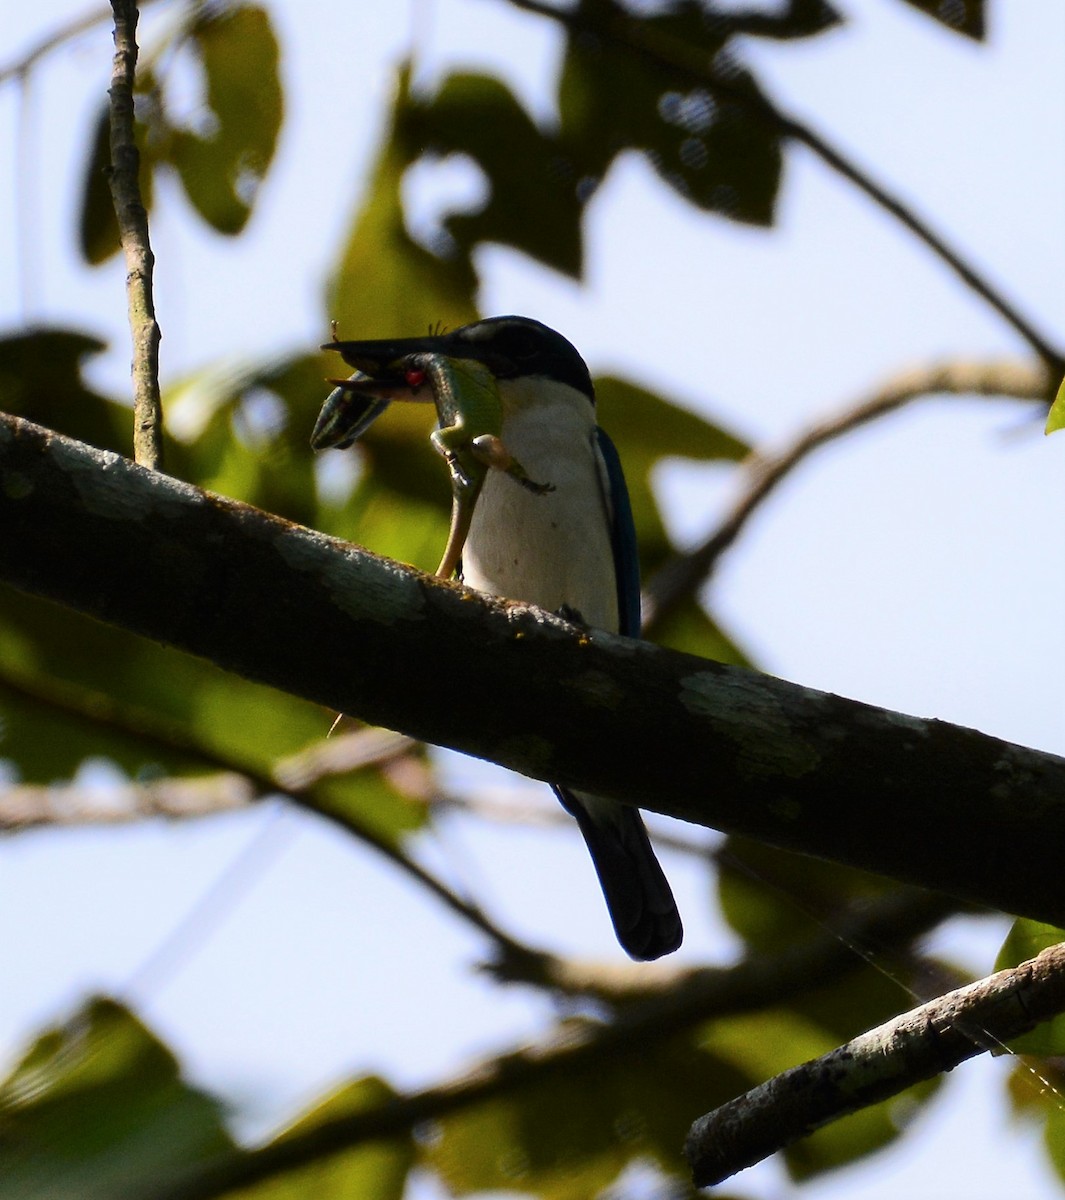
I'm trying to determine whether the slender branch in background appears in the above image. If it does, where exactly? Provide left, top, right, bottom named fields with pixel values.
left=685, top=940, right=1065, bottom=1187
left=107, top=0, right=163, bottom=469
left=0, top=664, right=537, bottom=964
left=0, top=772, right=255, bottom=829
left=488, top=887, right=959, bottom=1003
left=0, top=5, right=111, bottom=88
left=504, top=0, right=1064, bottom=371
left=642, top=358, right=1052, bottom=632
left=145, top=890, right=957, bottom=1200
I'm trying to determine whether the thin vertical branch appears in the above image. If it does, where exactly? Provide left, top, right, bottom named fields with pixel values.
left=107, top=0, right=163, bottom=469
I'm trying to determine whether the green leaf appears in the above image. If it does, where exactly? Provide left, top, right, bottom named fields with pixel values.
left=327, top=66, right=478, bottom=340
left=78, top=6, right=282, bottom=259
left=0, top=586, right=316, bottom=779
left=717, top=835, right=901, bottom=954
left=896, top=0, right=985, bottom=40
left=0, top=996, right=235, bottom=1199
left=402, top=72, right=585, bottom=278
left=426, top=1027, right=750, bottom=1200
left=1045, top=375, right=1065, bottom=435
left=994, top=919, right=1065, bottom=1055
left=162, top=354, right=329, bottom=527
left=995, top=919, right=1065, bottom=972
left=1044, top=1102, right=1065, bottom=1188
left=559, top=6, right=782, bottom=225
left=226, top=1077, right=413, bottom=1200
left=170, top=5, right=283, bottom=235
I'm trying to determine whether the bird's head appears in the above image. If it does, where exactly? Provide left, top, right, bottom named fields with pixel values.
left=311, top=315, right=593, bottom=450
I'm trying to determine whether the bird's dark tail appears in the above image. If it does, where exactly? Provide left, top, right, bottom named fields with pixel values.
left=553, top=786, right=683, bottom=961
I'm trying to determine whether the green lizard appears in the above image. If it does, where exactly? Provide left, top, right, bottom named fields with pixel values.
left=409, top=352, right=554, bottom=579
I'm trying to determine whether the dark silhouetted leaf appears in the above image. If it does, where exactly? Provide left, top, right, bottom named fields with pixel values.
left=650, top=597, right=754, bottom=665
left=896, top=0, right=985, bottom=40
left=0, top=996, right=235, bottom=1199
left=78, top=6, right=281, bottom=261
left=723, top=0, right=843, bottom=39
left=0, top=329, right=129, bottom=451
left=559, top=5, right=782, bottom=224
left=401, top=73, right=585, bottom=278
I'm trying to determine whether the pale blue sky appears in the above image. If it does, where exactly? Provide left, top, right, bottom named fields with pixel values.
left=1, top=1, right=1064, bottom=1196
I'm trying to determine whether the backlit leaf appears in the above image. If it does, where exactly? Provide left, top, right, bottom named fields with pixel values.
left=0, top=997, right=234, bottom=1199
left=327, top=67, right=478, bottom=341
left=401, top=72, right=585, bottom=278
left=994, top=919, right=1065, bottom=1055
left=226, top=1077, right=413, bottom=1200
left=171, top=5, right=283, bottom=235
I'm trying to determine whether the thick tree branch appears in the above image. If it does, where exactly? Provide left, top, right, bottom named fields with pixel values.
left=4, top=412, right=1065, bottom=927
left=685, top=940, right=1065, bottom=1186
left=107, top=0, right=163, bottom=468
left=642, top=357, right=1052, bottom=631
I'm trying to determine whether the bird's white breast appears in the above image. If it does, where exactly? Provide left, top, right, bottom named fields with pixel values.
left=461, top=379, right=619, bottom=633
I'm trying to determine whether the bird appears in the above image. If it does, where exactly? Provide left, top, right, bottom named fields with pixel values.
left=312, top=315, right=683, bottom=960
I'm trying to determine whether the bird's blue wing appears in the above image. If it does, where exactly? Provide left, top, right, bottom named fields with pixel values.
left=595, top=426, right=641, bottom=638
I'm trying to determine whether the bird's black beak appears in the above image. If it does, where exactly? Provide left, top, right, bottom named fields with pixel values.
left=324, top=335, right=450, bottom=376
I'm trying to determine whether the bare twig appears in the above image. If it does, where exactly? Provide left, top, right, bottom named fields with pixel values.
left=642, top=357, right=1052, bottom=632
left=685, top=940, right=1065, bottom=1186
left=107, top=0, right=163, bottom=468
left=504, top=0, right=1064, bottom=371
left=0, top=773, right=254, bottom=829
left=273, top=727, right=419, bottom=791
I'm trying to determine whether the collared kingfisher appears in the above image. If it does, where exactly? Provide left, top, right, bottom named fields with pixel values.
left=312, top=315, right=683, bottom=961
